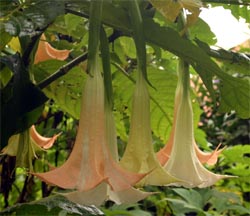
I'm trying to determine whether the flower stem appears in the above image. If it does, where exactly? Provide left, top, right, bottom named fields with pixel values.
left=177, top=11, right=190, bottom=99
left=87, top=0, right=103, bottom=75
left=100, top=26, right=113, bottom=109
left=128, top=0, right=147, bottom=82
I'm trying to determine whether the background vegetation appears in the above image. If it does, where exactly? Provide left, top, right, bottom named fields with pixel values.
left=0, top=0, right=249, bottom=215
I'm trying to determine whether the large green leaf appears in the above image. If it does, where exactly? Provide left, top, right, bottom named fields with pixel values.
left=167, top=188, right=250, bottom=215
left=217, top=74, right=250, bottom=119
left=0, top=195, right=103, bottom=216
left=172, top=188, right=205, bottom=209
left=1, top=0, right=66, bottom=37
left=189, top=18, right=217, bottom=45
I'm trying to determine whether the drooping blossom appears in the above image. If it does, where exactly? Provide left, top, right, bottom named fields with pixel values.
left=34, top=34, right=70, bottom=64
left=1, top=126, right=60, bottom=170
left=120, top=71, right=180, bottom=187
left=157, top=74, right=225, bottom=166
left=161, top=60, right=233, bottom=188
left=32, top=54, right=151, bottom=205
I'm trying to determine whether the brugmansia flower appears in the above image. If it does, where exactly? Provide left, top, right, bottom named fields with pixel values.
left=161, top=60, right=232, bottom=188
left=1, top=126, right=60, bottom=170
left=157, top=80, right=225, bottom=166
left=120, top=72, right=179, bottom=187
left=34, top=34, right=70, bottom=64
left=32, top=58, right=150, bottom=205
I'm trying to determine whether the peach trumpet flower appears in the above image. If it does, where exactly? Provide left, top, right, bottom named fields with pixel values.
left=120, top=71, right=180, bottom=187
left=162, top=60, right=233, bottom=188
left=1, top=126, right=60, bottom=170
left=34, top=34, right=70, bottom=64
left=32, top=58, right=151, bottom=205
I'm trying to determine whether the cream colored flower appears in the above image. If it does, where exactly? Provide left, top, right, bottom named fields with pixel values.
left=120, top=72, right=180, bottom=187
left=162, top=60, right=233, bottom=188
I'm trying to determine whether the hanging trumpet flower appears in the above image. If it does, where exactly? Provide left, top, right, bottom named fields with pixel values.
left=157, top=10, right=225, bottom=168
left=120, top=71, right=179, bottom=186
left=33, top=54, right=150, bottom=205
left=162, top=59, right=232, bottom=188
left=32, top=0, right=151, bottom=205
left=157, top=78, right=225, bottom=166
left=119, top=0, right=179, bottom=187
left=1, top=125, right=60, bottom=170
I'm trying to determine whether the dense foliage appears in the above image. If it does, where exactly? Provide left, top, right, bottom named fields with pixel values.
left=0, top=0, right=249, bottom=215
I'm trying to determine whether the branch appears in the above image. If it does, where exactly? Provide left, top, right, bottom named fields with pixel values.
left=37, top=52, right=87, bottom=89
left=37, top=31, right=121, bottom=89
left=195, top=39, right=250, bottom=66
left=201, top=0, right=250, bottom=5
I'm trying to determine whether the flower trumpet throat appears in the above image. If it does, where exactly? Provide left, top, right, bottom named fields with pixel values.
left=162, top=60, right=233, bottom=188
left=120, top=72, right=179, bottom=186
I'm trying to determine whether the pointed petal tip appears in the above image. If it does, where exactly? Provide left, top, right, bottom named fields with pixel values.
left=109, top=187, right=154, bottom=205
left=62, top=182, right=108, bottom=206
left=206, top=144, right=227, bottom=166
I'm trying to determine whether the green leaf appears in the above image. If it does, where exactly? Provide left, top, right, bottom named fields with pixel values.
left=210, top=190, right=250, bottom=215
left=217, top=75, right=250, bottom=119
left=2, top=0, right=66, bottom=37
left=0, top=26, right=12, bottom=51
left=0, top=195, right=103, bottom=216
left=147, top=67, right=176, bottom=141
left=113, top=66, right=176, bottom=142
left=0, top=66, right=13, bottom=87
left=119, top=37, right=137, bottom=59
left=189, top=18, right=217, bottom=45
left=165, top=198, right=206, bottom=216
left=142, top=18, right=215, bottom=99
left=223, top=145, right=250, bottom=164
left=64, top=13, right=84, bottom=37
left=172, top=188, right=204, bottom=209
left=33, top=60, right=85, bottom=119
